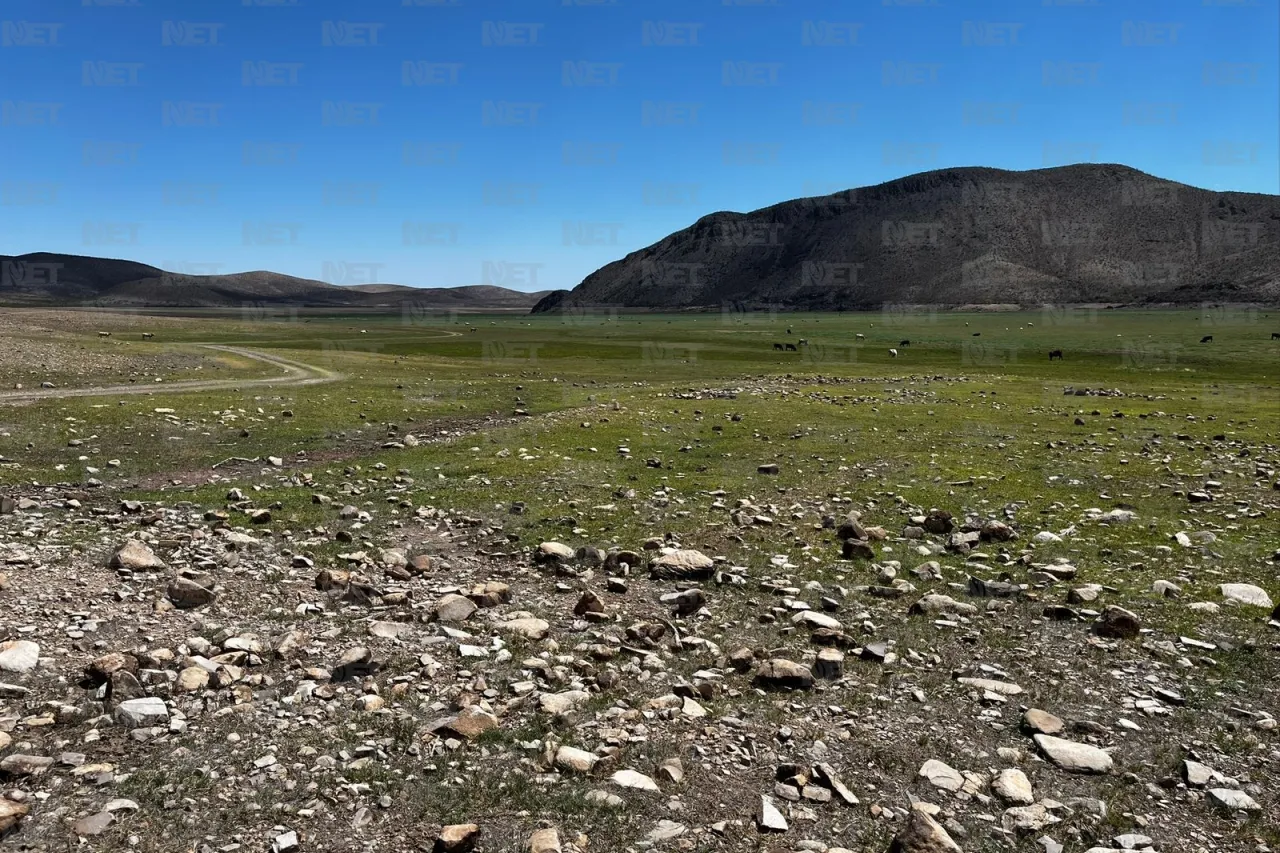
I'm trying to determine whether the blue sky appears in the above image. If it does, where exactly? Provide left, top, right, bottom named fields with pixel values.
left=1, top=0, right=1276, bottom=292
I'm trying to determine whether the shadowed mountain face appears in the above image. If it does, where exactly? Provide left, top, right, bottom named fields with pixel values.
left=0, top=253, right=549, bottom=310
left=532, top=164, right=1280, bottom=313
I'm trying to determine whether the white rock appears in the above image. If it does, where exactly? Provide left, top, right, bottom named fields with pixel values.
left=0, top=640, right=39, bottom=674
left=1033, top=734, right=1113, bottom=774
left=115, top=697, right=169, bottom=729
left=611, top=769, right=660, bottom=791
left=918, top=759, right=964, bottom=792
left=1219, top=583, right=1273, bottom=609
left=992, top=768, right=1034, bottom=804
left=1207, top=788, right=1261, bottom=812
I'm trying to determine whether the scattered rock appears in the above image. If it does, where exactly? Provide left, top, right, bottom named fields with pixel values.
left=1033, top=734, right=1113, bottom=774
left=889, top=804, right=962, bottom=853
left=108, top=539, right=166, bottom=571
left=0, top=640, right=39, bottom=674
left=754, top=659, right=814, bottom=691
left=1095, top=605, right=1141, bottom=639
left=1219, top=583, right=1273, bottom=609
left=436, top=823, right=481, bottom=853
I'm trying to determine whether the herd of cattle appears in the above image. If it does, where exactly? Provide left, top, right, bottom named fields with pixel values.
left=769, top=331, right=1280, bottom=359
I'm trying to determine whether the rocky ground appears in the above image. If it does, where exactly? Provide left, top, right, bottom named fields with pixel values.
left=1, top=464, right=1277, bottom=853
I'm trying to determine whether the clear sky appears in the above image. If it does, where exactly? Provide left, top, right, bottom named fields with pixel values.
left=2, top=0, right=1276, bottom=292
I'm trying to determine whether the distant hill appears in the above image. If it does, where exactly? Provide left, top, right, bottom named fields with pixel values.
left=0, top=252, right=549, bottom=310
left=532, top=164, right=1280, bottom=313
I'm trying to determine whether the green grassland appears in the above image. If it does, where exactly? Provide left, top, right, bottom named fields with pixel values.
left=4, top=306, right=1277, bottom=599
left=3, top=307, right=1276, bottom=490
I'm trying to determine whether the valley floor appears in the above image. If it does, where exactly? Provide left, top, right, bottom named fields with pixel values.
left=0, top=308, right=1277, bottom=853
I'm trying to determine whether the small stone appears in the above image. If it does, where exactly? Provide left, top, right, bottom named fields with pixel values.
left=1182, top=759, right=1215, bottom=787
left=108, top=540, right=166, bottom=571
left=754, top=659, right=814, bottom=691
left=0, top=754, right=54, bottom=776
left=167, top=576, right=216, bottom=609
left=0, top=800, right=30, bottom=833
left=527, top=828, right=562, bottom=853
left=649, top=549, right=715, bottom=580
left=814, top=648, right=844, bottom=680
left=498, top=618, right=550, bottom=641
left=757, top=795, right=788, bottom=832
left=1095, top=605, right=1141, bottom=639
left=435, top=824, right=481, bottom=853
left=992, top=768, right=1034, bottom=804
left=1033, top=734, right=1113, bottom=774
left=918, top=759, right=964, bottom=792
left=1021, top=708, right=1065, bottom=735
left=1219, top=583, right=1273, bottom=609
left=539, top=690, right=589, bottom=716
left=434, top=593, right=478, bottom=624
left=72, top=812, right=114, bottom=836
left=115, top=697, right=169, bottom=729
left=554, top=746, right=598, bottom=774
left=175, top=666, right=210, bottom=693
left=1207, top=788, right=1261, bottom=812
left=888, top=804, right=962, bottom=853
left=0, top=640, right=39, bottom=674
left=611, top=769, right=660, bottom=791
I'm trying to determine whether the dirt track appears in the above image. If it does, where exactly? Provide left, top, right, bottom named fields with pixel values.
left=0, top=345, right=341, bottom=405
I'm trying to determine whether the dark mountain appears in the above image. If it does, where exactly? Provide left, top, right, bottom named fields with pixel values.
left=0, top=252, right=547, bottom=310
left=532, top=164, right=1280, bottom=313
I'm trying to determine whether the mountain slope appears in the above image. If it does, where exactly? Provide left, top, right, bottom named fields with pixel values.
left=0, top=253, right=546, bottom=309
left=532, top=164, right=1280, bottom=312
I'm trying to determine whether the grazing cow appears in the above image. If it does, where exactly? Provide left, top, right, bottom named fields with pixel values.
left=785, top=343, right=797, bottom=351
left=798, top=338, right=808, bottom=346
left=1200, top=335, right=1213, bottom=343
left=889, top=348, right=898, bottom=358
left=855, top=333, right=865, bottom=340
left=1272, top=332, right=1280, bottom=340
left=97, top=331, right=111, bottom=338
left=972, top=332, right=981, bottom=337
left=1049, top=350, right=1063, bottom=361
left=900, top=340, right=910, bottom=347
left=142, top=332, right=154, bottom=339
left=773, top=343, right=784, bottom=351
left=787, top=328, right=793, bottom=335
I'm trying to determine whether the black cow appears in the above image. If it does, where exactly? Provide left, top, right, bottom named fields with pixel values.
left=900, top=340, right=910, bottom=346
left=1200, top=335, right=1213, bottom=343
left=798, top=338, right=808, bottom=346
left=972, top=332, right=981, bottom=337
left=1049, top=350, right=1063, bottom=361
left=785, top=343, right=797, bottom=351
left=787, top=328, right=793, bottom=335
left=1272, top=332, right=1280, bottom=340
left=773, top=343, right=784, bottom=351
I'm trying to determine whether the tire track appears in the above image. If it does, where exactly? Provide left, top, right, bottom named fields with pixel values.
left=0, top=345, right=342, bottom=405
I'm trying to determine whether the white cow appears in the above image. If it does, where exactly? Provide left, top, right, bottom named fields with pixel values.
left=889, top=348, right=898, bottom=358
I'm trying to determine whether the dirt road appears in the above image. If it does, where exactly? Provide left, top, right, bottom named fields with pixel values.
left=0, top=345, right=341, bottom=405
